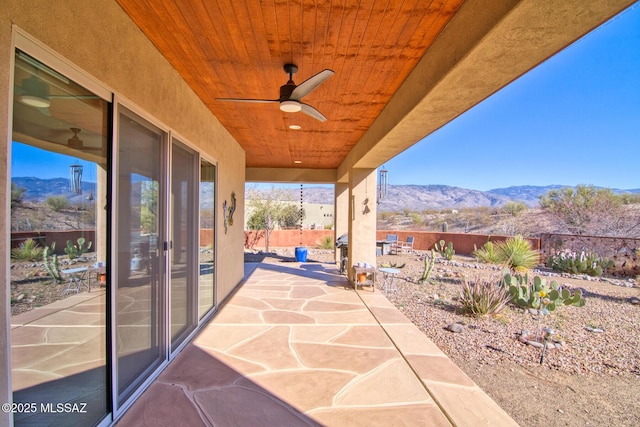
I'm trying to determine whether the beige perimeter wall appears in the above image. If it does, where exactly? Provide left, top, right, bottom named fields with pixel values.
left=0, top=0, right=246, bottom=420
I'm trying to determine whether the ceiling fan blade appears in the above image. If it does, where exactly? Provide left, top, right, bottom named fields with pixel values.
left=300, top=103, right=327, bottom=122
left=215, top=98, right=279, bottom=103
left=290, top=69, right=334, bottom=100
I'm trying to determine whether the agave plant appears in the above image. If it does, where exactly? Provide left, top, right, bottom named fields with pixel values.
left=459, top=276, right=511, bottom=316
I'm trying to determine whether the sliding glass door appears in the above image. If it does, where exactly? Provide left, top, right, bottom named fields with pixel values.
left=170, top=140, right=198, bottom=351
left=10, top=49, right=110, bottom=426
left=115, top=107, right=166, bottom=405
left=199, top=160, right=216, bottom=318
left=10, top=42, right=219, bottom=425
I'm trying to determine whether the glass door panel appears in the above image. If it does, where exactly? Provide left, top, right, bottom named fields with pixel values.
left=170, top=140, right=197, bottom=350
left=199, top=160, right=216, bottom=318
left=10, top=49, right=110, bottom=426
left=115, top=107, right=166, bottom=405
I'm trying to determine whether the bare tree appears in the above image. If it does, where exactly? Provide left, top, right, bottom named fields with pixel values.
left=245, top=186, right=297, bottom=252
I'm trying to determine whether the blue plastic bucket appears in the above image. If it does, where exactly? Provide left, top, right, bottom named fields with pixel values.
left=295, top=246, right=308, bottom=262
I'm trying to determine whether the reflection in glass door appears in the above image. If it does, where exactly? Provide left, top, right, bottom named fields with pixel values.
left=170, top=140, right=197, bottom=351
left=115, top=107, right=166, bottom=405
left=10, top=49, right=109, bottom=426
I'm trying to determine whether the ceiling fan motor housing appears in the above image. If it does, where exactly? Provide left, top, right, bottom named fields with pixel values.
left=279, top=83, right=297, bottom=101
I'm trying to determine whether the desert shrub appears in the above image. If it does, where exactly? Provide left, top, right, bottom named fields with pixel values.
left=408, top=212, right=422, bottom=225
left=540, top=184, right=640, bottom=237
left=378, top=211, right=392, bottom=220
left=459, top=276, right=511, bottom=316
left=11, top=183, right=26, bottom=208
left=502, top=201, right=527, bottom=217
left=495, top=235, right=539, bottom=273
left=11, top=238, right=43, bottom=261
left=316, top=235, right=333, bottom=249
left=46, top=195, right=69, bottom=212
left=546, top=249, right=613, bottom=277
left=473, top=241, right=500, bottom=263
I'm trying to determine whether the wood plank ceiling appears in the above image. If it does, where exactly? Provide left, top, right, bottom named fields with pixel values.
left=115, top=0, right=466, bottom=169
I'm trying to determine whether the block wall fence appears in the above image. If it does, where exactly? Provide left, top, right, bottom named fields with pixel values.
left=241, top=229, right=541, bottom=256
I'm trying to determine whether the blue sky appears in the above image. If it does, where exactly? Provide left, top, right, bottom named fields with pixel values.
left=385, top=3, right=640, bottom=191
left=12, top=4, right=640, bottom=191
left=11, top=142, right=98, bottom=181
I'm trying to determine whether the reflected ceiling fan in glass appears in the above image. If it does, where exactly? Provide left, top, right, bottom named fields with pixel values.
left=19, top=74, right=51, bottom=108
left=68, top=127, right=84, bottom=149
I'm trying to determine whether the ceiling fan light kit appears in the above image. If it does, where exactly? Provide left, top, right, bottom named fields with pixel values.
left=216, top=64, right=334, bottom=122
left=280, top=100, right=301, bottom=112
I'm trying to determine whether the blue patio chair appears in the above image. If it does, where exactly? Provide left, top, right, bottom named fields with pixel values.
left=398, top=236, right=414, bottom=254
left=386, top=234, right=399, bottom=254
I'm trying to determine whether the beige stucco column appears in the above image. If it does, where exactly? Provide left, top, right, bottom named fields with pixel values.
left=334, top=182, right=349, bottom=265
left=347, top=168, right=377, bottom=282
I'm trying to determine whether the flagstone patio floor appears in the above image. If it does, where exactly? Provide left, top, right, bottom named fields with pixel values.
left=117, top=261, right=518, bottom=426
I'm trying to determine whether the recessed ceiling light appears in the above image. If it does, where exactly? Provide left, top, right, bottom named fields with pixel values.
left=289, top=124, right=301, bottom=130
left=294, top=160, right=302, bottom=164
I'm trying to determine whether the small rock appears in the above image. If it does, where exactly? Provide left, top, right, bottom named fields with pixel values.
left=445, top=323, right=464, bottom=333
left=526, top=340, right=545, bottom=349
left=629, top=297, right=640, bottom=305
left=585, top=326, right=604, bottom=333
left=16, top=293, right=25, bottom=302
left=558, top=409, right=565, bottom=414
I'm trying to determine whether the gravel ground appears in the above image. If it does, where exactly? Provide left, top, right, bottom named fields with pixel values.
left=247, top=247, right=640, bottom=427
left=9, top=255, right=99, bottom=316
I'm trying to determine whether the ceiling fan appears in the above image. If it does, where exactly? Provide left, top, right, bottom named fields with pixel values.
left=216, top=64, right=334, bottom=122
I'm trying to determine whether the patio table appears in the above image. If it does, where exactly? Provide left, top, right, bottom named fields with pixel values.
left=61, top=267, right=89, bottom=294
left=379, top=267, right=400, bottom=294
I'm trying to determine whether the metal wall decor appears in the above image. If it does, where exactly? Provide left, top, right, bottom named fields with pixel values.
left=223, top=191, right=237, bottom=234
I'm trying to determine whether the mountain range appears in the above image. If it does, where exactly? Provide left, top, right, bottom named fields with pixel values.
left=12, top=177, right=96, bottom=203
left=297, top=184, right=640, bottom=211
left=12, top=177, right=640, bottom=211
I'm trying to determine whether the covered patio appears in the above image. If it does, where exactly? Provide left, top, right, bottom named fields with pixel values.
left=116, top=261, right=516, bottom=426
left=3, top=1, right=637, bottom=425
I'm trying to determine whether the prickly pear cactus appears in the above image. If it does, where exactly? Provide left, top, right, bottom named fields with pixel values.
left=504, top=272, right=585, bottom=312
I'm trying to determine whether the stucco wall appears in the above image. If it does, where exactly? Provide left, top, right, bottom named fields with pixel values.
left=1, top=1, right=245, bottom=419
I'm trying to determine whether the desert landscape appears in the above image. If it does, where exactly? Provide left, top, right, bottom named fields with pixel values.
left=246, top=247, right=640, bottom=427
